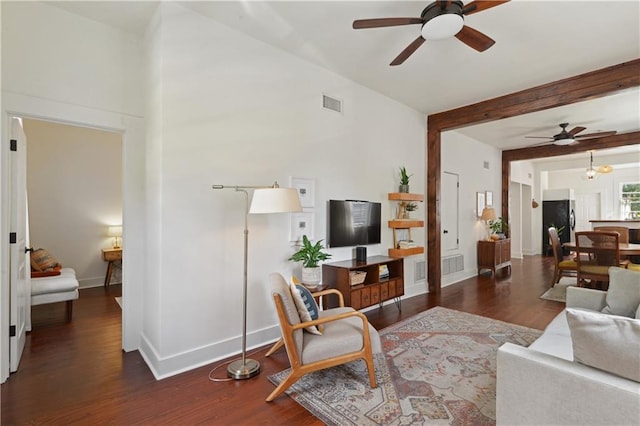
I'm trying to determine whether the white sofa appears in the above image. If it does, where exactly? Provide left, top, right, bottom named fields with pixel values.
left=497, top=267, right=640, bottom=426
left=31, top=268, right=79, bottom=322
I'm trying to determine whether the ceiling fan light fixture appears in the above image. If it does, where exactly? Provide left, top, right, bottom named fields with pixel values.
left=553, top=137, right=575, bottom=146
left=421, top=14, right=464, bottom=40
left=597, top=165, right=614, bottom=174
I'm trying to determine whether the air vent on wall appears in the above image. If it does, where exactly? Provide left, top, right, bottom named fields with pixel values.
left=322, top=94, right=342, bottom=113
left=442, top=254, right=464, bottom=275
left=414, top=260, right=426, bottom=282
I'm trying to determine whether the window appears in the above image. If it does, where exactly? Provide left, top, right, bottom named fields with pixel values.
left=621, top=183, right=640, bottom=219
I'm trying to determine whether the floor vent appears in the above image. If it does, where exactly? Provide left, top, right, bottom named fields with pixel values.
left=442, top=254, right=464, bottom=275
left=414, top=260, right=426, bottom=282
left=322, top=94, right=342, bottom=113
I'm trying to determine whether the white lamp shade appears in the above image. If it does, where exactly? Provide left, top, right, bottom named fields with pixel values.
left=249, top=188, right=302, bottom=214
left=107, top=226, right=123, bottom=237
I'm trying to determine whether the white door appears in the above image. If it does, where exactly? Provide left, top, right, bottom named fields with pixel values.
left=441, top=172, right=459, bottom=252
left=9, top=117, right=29, bottom=372
left=575, top=193, right=600, bottom=231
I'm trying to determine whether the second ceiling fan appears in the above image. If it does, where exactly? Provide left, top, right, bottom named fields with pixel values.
left=525, top=123, right=617, bottom=146
left=352, top=0, right=510, bottom=66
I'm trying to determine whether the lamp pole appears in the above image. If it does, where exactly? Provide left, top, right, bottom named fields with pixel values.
left=212, top=184, right=267, bottom=380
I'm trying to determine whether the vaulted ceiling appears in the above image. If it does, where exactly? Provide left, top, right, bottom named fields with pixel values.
left=51, top=1, right=640, bottom=157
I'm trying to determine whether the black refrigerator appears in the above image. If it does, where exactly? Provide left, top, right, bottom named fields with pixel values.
left=542, top=199, right=576, bottom=255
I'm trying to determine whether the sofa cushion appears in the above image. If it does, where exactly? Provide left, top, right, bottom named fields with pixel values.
left=601, top=267, right=640, bottom=317
left=566, top=308, right=640, bottom=382
left=529, top=309, right=574, bottom=361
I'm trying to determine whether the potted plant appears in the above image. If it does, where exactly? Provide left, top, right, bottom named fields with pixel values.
left=405, top=202, right=418, bottom=218
left=489, top=217, right=508, bottom=239
left=288, top=235, right=332, bottom=286
left=399, top=166, right=412, bottom=193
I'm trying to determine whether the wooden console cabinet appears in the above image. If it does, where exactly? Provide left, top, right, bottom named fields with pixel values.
left=477, top=239, right=511, bottom=276
left=322, top=256, right=404, bottom=310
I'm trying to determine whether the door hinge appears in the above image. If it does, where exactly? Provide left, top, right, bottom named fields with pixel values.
left=9, top=325, right=16, bottom=337
left=10, top=139, right=17, bottom=152
left=10, top=232, right=17, bottom=244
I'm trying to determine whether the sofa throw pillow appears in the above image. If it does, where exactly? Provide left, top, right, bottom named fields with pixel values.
left=566, top=308, right=640, bottom=382
left=601, top=267, right=640, bottom=318
left=289, top=282, right=322, bottom=335
left=30, top=248, right=61, bottom=271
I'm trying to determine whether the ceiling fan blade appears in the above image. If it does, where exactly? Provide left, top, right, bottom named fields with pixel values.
left=568, top=126, right=587, bottom=136
left=353, top=17, right=424, bottom=29
left=575, top=130, right=617, bottom=139
left=462, top=0, right=511, bottom=16
left=390, top=36, right=426, bottom=66
left=527, top=140, right=554, bottom=147
left=455, top=25, right=495, bottom=52
left=525, top=136, right=553, bottom=139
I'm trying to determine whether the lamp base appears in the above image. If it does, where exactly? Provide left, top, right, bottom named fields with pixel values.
left=227, top=358, right=260, bottom=380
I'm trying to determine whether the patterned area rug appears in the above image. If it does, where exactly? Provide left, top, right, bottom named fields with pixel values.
left=268, top=306, right=542, bottom=425
left=539, top=277, right=577, bottom=302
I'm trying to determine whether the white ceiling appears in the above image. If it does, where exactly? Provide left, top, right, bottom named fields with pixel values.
left=50, top=0, right=640, bottom=160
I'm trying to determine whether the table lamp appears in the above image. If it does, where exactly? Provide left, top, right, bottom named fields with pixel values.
left=480, top=207, right=497, bottom=241
left=108, top=226, right=122, bottom=248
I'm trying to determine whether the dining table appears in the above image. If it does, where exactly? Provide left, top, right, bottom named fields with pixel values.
left=563, top=241, right=640, bottom=256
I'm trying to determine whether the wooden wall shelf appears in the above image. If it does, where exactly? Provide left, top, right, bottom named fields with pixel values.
left=388, top=192, right=424, bottom=202
left=388, top=193, right=424, bottom=257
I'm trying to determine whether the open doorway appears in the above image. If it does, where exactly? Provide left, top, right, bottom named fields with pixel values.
left=24, top=118, right=123, bottom=297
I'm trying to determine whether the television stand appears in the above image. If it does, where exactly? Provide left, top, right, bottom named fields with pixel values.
left=322, top=256, right=404, bottom=311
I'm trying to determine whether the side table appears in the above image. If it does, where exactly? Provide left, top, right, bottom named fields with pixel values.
left=102, top=247, right=122, bottom=287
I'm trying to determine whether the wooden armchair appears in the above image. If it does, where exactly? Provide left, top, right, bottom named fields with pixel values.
left=265, top=273, right=379, bottom=402
left=548, top=227, right=577, bottom=287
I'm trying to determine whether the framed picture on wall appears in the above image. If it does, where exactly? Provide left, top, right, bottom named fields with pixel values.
left=290, top=177, right=315, bottom=208
left=485, top=191, right=493, bottom=207
left=290, top=211, right=314, bottom=242
left=476, top=192, right=485, bottom=217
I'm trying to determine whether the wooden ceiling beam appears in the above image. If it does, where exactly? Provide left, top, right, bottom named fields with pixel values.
left=426, top=58, right=640, bottom=293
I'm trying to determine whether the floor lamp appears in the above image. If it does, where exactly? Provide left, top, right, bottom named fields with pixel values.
left=212, top=181, right=301, bottom=380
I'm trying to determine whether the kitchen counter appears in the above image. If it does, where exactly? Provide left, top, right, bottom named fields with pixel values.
left=590, top=219, right=640, bottom=229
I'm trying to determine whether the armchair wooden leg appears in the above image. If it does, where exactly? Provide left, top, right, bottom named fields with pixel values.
left=266, top=371, right=303, bottom=402
left=265, top=338, right=284, bottom=357
left=365, top=356, right=377, bottom=388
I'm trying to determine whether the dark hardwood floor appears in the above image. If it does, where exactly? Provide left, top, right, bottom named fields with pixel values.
left=2, top=255, right=563, bottom=425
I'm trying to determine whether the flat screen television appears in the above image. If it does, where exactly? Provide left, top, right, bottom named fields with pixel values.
left=328, top=200, right=381, bottom=248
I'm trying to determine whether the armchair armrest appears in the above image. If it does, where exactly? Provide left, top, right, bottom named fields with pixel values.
left=291, top=309, right=369, bottom=331
left=312, top=288, right=344, bottom=307
left=566, top=286, right=607, bottom=311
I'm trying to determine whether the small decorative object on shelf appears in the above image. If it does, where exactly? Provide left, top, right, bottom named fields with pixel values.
left=349, top=271, right=367, bottom=286
left=399, top=166, right=412, bottom=193
left=288, top=235, right=332, bottom=286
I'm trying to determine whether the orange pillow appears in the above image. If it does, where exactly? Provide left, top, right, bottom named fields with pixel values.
left=30, top=248, right=61, bottom=271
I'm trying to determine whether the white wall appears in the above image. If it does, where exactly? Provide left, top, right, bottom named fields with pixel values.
left=442, top=131, right=502, bottom=285
left=139, top=3, right=426, bottom=378
left=24, top=119, right=123, bottom=287
left=1, top=1, right=147, bottom=382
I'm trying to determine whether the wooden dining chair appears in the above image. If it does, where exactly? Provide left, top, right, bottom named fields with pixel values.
left=548, top=227, right=577, bottom=287
left=575, top=231, right=621, bottom=291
